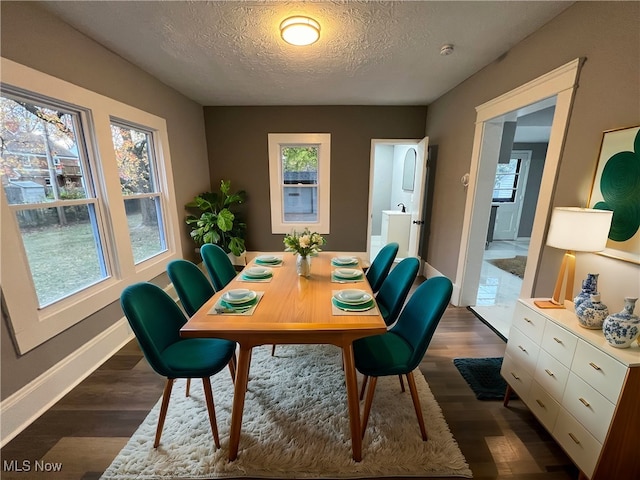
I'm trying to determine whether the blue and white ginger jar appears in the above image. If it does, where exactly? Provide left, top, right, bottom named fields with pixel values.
left=576, top=293, right=608, bottom=329
left=573, top=273, right=599, bottom=310
left=603, top=297, right=640, bottom=349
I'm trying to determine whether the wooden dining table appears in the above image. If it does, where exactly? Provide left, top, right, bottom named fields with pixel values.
left=180, top=251, right=387, bottom=462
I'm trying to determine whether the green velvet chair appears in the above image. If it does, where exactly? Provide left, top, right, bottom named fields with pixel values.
left=121, top=282, right=237, bottom=449
left=366, top=242, right=399, bottom=293
left=167, top=259, right=215, bottom=317
left=200, top=243, right=237, bottom=291
left=167, top=259, right=237, bottom=392
left=376, top=257, right=420, bottom=326
left=354, top=276, right=453, bottom=441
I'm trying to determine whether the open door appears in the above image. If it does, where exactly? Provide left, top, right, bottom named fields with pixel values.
left=407, top=137, right=429, bottom=257
left=367, top=137, right=429, bottom=263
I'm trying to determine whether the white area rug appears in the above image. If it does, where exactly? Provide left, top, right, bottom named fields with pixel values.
left=101, top=344, right=472, bottom=479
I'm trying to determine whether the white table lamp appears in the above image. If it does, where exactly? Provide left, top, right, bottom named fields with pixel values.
left=534, top=207, right=613, bottom=309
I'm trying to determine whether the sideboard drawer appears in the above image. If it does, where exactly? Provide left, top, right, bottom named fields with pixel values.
left=572, top=341, right=626, bottom=403
left=506, top=327, right=540, bottom=375
left=562, top=373, right=615, bottom=443
left=553, top=410, right=602, bottom=478
left=501, top=352, right=532, bottom=400
left=534, top=350, right=570, bottom=402
left=541, top=321, right=577, bottom=367
left=528, top=381, right=560, bottom=431
left=513, top=301, right=546, bottom=344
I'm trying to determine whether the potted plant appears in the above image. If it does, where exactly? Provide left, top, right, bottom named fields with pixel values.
left=185, top=180, right=247, bottom=263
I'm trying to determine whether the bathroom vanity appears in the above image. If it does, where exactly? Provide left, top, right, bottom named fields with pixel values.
left=381, top=210, right=411, bottom=257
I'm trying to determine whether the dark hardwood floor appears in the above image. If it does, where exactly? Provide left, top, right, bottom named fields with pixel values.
left=1, top=284, right=578, bottom=479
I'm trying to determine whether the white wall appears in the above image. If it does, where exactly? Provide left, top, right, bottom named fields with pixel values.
left=371, top=144, right=394, bottom=235
left=390, top=145, right=415, bottom=211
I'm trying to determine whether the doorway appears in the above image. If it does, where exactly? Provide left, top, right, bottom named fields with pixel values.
left=367, top=138, right=428, bottom=264
left=453, top=58, right=582, bottom=337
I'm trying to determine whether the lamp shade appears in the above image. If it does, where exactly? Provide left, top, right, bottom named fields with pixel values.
left=546, top=207, right=613, bottom=252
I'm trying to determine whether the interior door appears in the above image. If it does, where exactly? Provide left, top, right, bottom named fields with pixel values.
left=493, top=150, right=531, bottom=240
left=407, top=137, right=429, bottom=257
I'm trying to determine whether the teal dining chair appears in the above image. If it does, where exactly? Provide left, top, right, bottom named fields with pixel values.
left=121, top=282, right=237, bottom=449
left=376, top=257, right=420, bottom=327
left=200, top=243, right=237, bottom=291
left=366, top=242, right=399, bottom=293
left=354, top=275, right=453, bottom=441
left=167, top=259, right=237, bottom=392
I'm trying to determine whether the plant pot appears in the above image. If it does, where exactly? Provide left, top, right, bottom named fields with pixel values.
left=227, top=251, right=247, bottom=267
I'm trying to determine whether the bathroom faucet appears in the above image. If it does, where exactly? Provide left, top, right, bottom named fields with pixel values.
left=397, top=203, right=406, bottom=213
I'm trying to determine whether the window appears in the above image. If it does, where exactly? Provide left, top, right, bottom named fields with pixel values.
left=1, top=93, right=108, bottom=307
left=492, top=157, right=522, bottom=203
left=268, top=133, right=330, bottom=234
left=111, top=121, right=167, bottom=263
left=1, top=57, right=181, bottom=353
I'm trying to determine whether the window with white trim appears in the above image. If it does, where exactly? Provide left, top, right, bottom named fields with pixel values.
left=110, top=120, right=167, bottom=263
left=268, top=133, right=330, bottom=234
left=1, top=58, right=181, bottom=353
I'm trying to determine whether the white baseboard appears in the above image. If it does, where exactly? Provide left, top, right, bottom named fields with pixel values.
left=0, top=284, right=178, bottom=448
left=0, top=318, right=134, bottom=448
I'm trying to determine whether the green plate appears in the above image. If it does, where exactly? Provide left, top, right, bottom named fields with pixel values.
left=331, top=297, right=374, bottom=312
left=220, top=297, right=258, bottom=310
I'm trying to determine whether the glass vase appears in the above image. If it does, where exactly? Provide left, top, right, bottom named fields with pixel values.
left=296, top=255, right=311, bottom=277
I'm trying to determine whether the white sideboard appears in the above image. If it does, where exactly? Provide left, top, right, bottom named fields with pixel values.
left=380, top=211, right=411, bottom=257
left=501, top=299, right=640, bottom=479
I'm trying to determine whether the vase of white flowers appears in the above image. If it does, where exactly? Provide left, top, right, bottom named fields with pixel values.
left=283, top=228, right=326, bottom=277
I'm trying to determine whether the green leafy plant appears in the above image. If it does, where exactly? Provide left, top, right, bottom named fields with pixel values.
left=185, top=180, right=247, bottom=256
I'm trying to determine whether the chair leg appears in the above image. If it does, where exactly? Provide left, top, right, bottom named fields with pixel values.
left=202, top=377, right=221, bottom=449
left=271, top=345, right=276, bottom=356
left=361, top=376, right=377, bottom=439
left=154, top=378, right=174, bottom=448
left=185, top=378, right=191, bottom=397
left=228, top=353, right=237, bottom=382
left=406, top=371, right=428, bottom=441
left=398, top=374, right=405, bottom=392
left=359, top=375, right=369, bottom=400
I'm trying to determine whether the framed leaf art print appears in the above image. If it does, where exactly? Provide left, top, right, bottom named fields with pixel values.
left=588, top=125, right=640, bottom=264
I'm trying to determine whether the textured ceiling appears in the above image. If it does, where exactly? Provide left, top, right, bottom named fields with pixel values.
left=39, top=1, right=573, bottom=107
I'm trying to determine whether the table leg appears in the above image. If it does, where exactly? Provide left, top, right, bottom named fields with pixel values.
left=342, top=343, right=362, bottom=462
left=228, top=345, right=252, bottom=461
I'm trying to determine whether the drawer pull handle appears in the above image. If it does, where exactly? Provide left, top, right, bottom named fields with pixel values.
left=568, top=432, right=581, bottom=445
left=518, top=345, right=527, bottom=352
left=589, top=362, right=601, bottom=371
left=524, top=317, right=533, bottom=324
left=553, top=337, right=563, bottom=344
left=535, top=399, right=546, bottom=409
left=579, top=397, right=590, bottom=407
left=510, top=372, right=520, bottom=380
left=544, top=368, right=555, bottom=377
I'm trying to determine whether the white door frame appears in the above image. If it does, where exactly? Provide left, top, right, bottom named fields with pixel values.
left=452, top=58, right=582, bottom=306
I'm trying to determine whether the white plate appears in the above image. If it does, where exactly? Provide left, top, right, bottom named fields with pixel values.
left=244, top=267, right=272, bottom=277
left=256, top=255, right=280, bottom=263
left=334, top=289, right=371, bottom=305
left=223, top=289, right=256, bottom=304
left=334, top=256, right=357, bottom=264
left=334, top=268, right=361, bottom=278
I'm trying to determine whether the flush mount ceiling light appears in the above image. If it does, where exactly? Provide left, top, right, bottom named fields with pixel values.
left=280, top=16, right=320, bottom=46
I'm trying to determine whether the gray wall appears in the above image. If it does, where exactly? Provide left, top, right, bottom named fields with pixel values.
left=513, top=142, right=548, bottom=238
left=203, top=106, right=427, bottom=252
left=423, top=1, right=640, bottom=296
left=1, top=2, right=210, bottom=399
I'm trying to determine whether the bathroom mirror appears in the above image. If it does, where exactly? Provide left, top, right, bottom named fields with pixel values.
left=402, top=148, right=416, bottom=191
